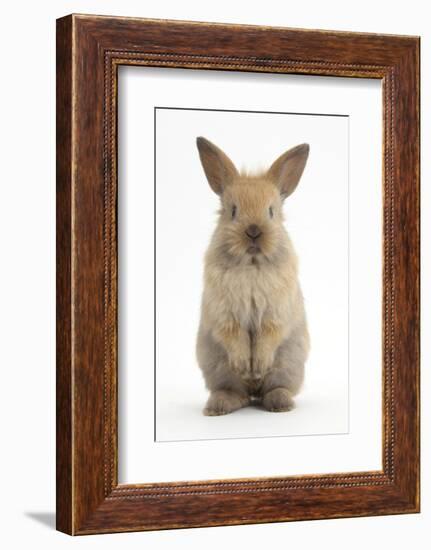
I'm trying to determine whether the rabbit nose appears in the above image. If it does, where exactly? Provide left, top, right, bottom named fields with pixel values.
left=245, top=224, right=262, bottom=240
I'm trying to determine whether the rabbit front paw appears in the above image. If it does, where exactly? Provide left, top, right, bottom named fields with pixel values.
left=228, top=351, right=251, bottom=378
left=252, top=349, right=275, bottom=380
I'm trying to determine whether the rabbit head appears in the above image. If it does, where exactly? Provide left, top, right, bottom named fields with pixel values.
left=196, top=137, right=309, bottom=265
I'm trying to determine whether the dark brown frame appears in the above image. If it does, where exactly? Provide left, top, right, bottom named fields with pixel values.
left=56, top=14, right=420, bottom=535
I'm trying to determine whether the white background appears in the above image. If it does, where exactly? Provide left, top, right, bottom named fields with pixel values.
left=0, top=1, right=428, bottom=549
left=119, top=69, right=383, bottom=483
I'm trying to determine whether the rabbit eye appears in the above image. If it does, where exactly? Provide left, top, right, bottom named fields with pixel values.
left=269, top=206, right=274, bottom=218
left=231, top=205, right=237, bottom=219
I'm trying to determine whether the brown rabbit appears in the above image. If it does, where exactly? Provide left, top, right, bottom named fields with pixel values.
left=196, top=137, right=310, bottom=416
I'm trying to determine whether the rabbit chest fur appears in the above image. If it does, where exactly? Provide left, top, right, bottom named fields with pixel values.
left=203, top=256, right=300, bottom=341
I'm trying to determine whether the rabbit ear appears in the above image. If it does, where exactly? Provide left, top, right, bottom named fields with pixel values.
left=196, top=137, right=239, bottom=195
left=267, top=143, right=310, bottom=199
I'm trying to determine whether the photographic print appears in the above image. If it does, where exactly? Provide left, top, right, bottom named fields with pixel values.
left=153, top=106, right=349, bottom=441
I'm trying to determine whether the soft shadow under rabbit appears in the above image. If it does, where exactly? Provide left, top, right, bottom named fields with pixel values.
left=196, top=137, right=310, bottom=416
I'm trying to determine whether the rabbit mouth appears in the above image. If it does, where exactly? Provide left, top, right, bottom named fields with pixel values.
left=247, top=245, right=261, bottom=255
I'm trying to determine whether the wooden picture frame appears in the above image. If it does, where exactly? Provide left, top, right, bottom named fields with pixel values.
left=56, top=14, right=420, bottom=535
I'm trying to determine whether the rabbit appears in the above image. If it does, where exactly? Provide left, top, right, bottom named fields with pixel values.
left=195, top=136, right=310, bottom=416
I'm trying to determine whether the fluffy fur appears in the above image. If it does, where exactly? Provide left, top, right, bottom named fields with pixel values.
left=195, top=137, right=310, bottom=415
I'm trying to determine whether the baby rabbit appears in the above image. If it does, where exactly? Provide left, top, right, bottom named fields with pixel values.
left=196, top=137, right=310, bottom=416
